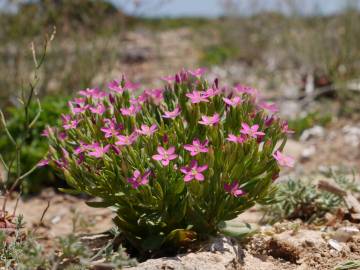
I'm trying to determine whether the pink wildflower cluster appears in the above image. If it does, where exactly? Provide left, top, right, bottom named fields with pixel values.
left=46, top=67, right=295, bottom=196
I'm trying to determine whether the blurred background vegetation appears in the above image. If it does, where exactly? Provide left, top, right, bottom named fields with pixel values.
left=0, top=0, right=359, bottom=193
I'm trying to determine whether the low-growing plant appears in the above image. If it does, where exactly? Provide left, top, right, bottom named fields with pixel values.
left=0, top=216, right=136, bottom=269
left=335, top=260, right=360, bottom=270
left=322, top=167, right=360, bottom=194
left=288, top=111, right=332, bottom=139
left=45, top=68, right=294, bottom=254
left=261, top=178, right=344, bottom=224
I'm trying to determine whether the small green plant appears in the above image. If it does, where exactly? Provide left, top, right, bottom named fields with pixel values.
left=0, top=95, right=68, bottom=193
left=335, top=260, right=360, bottom=270
left=0, top=216, right=136, bottom=269
left=322, top=167, right=360, bottom=194
left=261, top=178, right=344, bottom=224
left=200, top=45, right=238, bottom=66
left=46, top=68, right=293, bottom=254
left=0, top=30, right=57, bottom=213
left=288, top=111, right=331, bottom=139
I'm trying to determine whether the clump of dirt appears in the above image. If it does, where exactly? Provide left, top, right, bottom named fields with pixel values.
left=245, top=223, right=360, bottom=270
left=267, top=238, right=300, bottom=263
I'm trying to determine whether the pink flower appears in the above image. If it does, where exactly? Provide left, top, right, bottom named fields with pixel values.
left=136, top=124, right=157, bottom=136
left=186, top=91, right=209, bottom=104
left=90, top=103, right=106, bottom=115
left=115, top=133, right=138, bottom=146
left=71, top=103, right=89, bottom=114
left=202, top=88, right=221, bottom=98
left=88, top=144, right=110, bottom=158
left=105, top=118, right=122, bottom=128
left=41, top=127, right=53, bottom=137
left=136, top=92, right=149, bottom=104
left=175, top=70, right=188, bottom=83
left=63, top=120, right=79, bottom=130
left=258, top=101, right=279, bottom=113
left=79, top=88, right=106, bottom=99
left=58, top=132, right=67, bottom=141
left=101, top=118, right=123, bottom=138
left=101, top=126, right=120, bottom=138
left=273, top=151, right=295, bottom=168
left=57, top=148, right=69, bottom=169
left=108, top=79, right=124, bottom=93
left=111, top=145, right=121, bottom=155
left=120, top=104, right=141, bottom=116
left=265, top=116, right=275, bottom=127
left=124, top=80, right=141, bottom=91
left=161, top=75, right=176, bottom=84
left=37, top=159, right=49, bottom=167
left=234, top=84, right=258, bottom=97
left=74, top=142, right=91, bottom=155
left=162, top=106, right=181, bottom=119
left=180, top=160, right=208, bottom=182
left=226, top=134, right=246, bottom=144
left=73, top=97, right=86, bottom=105
left=152, top=146, right=178, bottom=166
left=145, top=88, right=164, bottom=104
left=281, top=122, right=295, bottom=134
left=184, top=139, right=209, bottom=156
left=62, top=115, right=79, bottom=130
left=240, top=123, right=265, bottom=138
left=188, top=67, right=206, bottom=78
left=223, top=96, right=242, bottom=107
left=224, top=181, right=246, bottom=197
left=198, top=113, right=220, bottom=126
left=128, top=170, right=151, bottom=189
left=69, top=98, right=89, bottom=114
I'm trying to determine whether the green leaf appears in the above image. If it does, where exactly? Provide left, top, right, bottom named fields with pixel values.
left=164, top=229, right=197, bottom=247
left=173, top=179, right=185, bottom=194
left=58, top=188, right=81, bottom=195
left=218, top=221, right=258, bottom=239
left=86, top=200, right=113, bottom=208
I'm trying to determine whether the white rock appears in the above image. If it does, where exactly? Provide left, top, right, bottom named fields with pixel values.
left=283, top=139, right=303, bottom=160
left=128, top=237, right=243, bottom=270
left=328, top=239, right=343, bottom=251
left=301, top=145, right=316, bottom=160
left=343, top=125, right=360, bottom=147
left=300, top=125, right=325, bottom=142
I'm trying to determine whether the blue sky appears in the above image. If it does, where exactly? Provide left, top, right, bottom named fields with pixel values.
left=0, top=0, right=358, bottom=17
left=112, top=0, right=359, bottom=17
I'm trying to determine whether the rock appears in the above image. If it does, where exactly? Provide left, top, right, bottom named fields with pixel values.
left=301, top=145, right=316, bottom=160
left=331, top=227, right=360, bottom=242
left=300, top=125, right=325, bottom=142
left=328, top=239, right=343, bottom=251
left=279, top=101, right=301, bottom=119
left=283, top=139, right=303, bottom=160
left=343, top=125, right=360, bottom=147
left=128, top=237, right=244, bottom=270
left=122, top=47, right=152, bottom=64
left=272, top=229, right=326, bottom=250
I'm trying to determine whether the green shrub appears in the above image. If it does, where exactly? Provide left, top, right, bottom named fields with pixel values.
left=46, top=69, right=293, bottom=254
left=200, top=45, right=238, bottom=66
